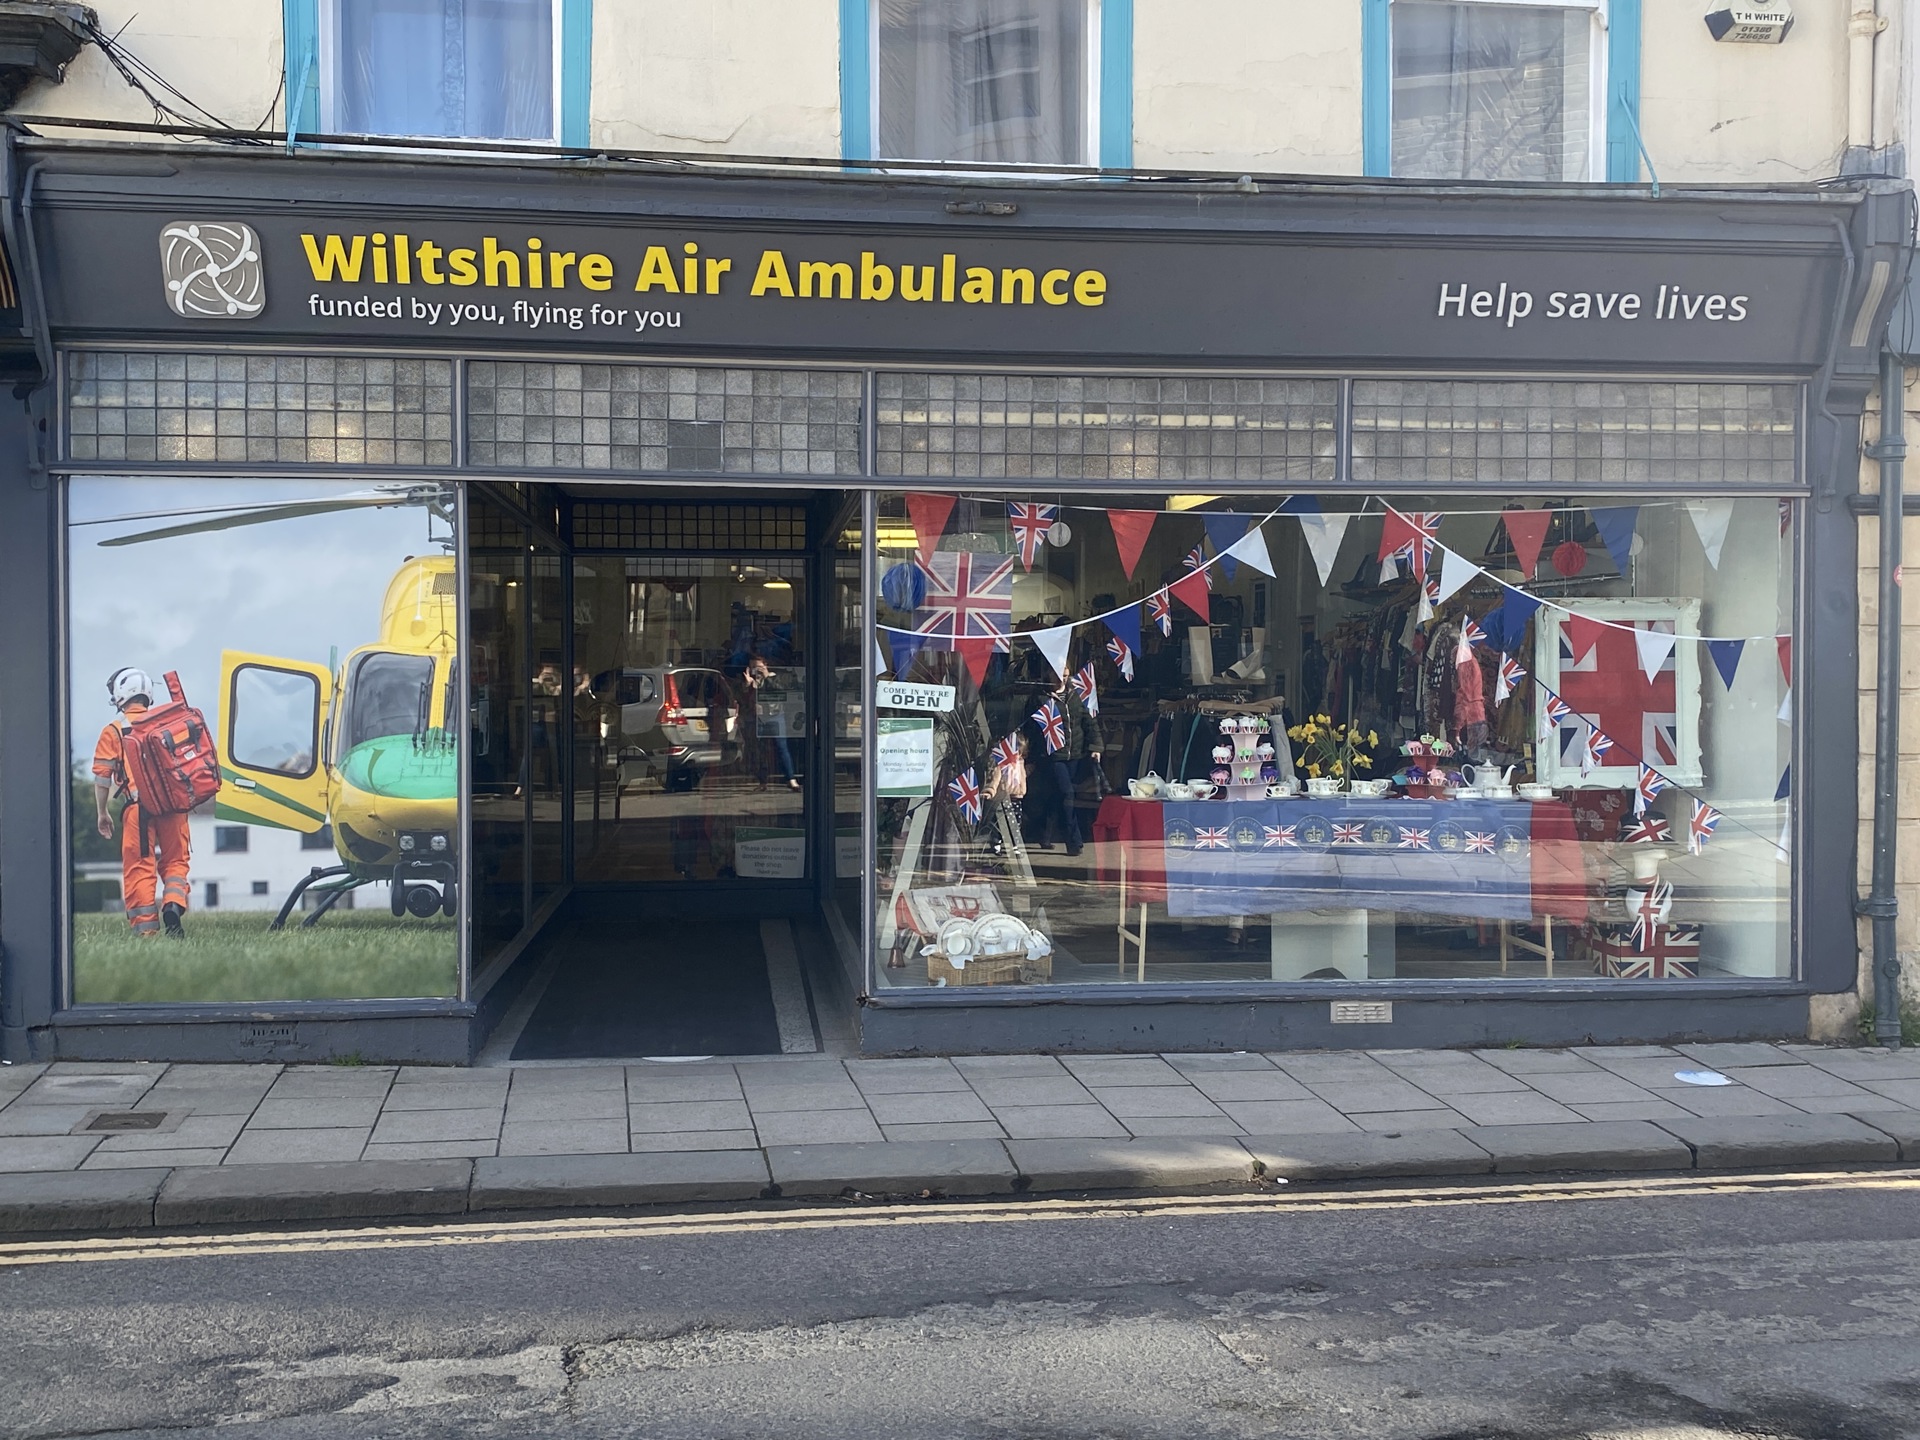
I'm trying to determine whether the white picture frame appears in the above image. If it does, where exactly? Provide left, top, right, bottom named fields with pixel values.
left=1533, top=596, right=1703, bottom=789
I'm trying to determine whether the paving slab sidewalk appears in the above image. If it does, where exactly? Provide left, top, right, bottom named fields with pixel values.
left=4, top=1042, right=1920, bottom=1233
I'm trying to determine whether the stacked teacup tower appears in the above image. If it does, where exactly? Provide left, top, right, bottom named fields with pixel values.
left=1214, top=715, right=1275, bottom=802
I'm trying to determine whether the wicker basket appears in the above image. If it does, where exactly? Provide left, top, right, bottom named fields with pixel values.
left=925, top=949, right=1029, bottom=986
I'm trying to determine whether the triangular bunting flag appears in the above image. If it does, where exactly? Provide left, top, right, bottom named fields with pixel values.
left=1495, top=653, right=1525, bottom=705
left=1030, top=624, right=1074, bottom=683
left=1006, top=502, right=1058, bottom=571
left=1169, top=568, right=1212, bottom=624
left=1778, top=689, right=1793, bottom=725
left=1147, top=590, right=1172, bottom=636
left=1685, top=499, right=1735, bottom=568
left=1103, top=604, right=1142, bottom=667
left=1489, top=588, right=1542, bottom=651
left=1687, top=798, right=1721, bottom=855
left=1070, top=663, right=1099, bottom=717
left=1778, top=812, right=1792, bottom=863
left=1296, top=512, right=1351, bottom=588
left=953, top=637, right=998, bottom=688
left=1589, top=505, right=1640, bottom=573
left=1564, top=611, right=1605, bottom=665
left=1634, top=627, right=1677, bottom=683
left=1225, top=523, right=1275, bottom=577
left=1434, top=545, right=1479, bottom=605
left=1108, top=510, right=1157, bottom=580
left=1502, top=508, right=1552, bottom=579
left=1707, top=638, right=1745, bottom=691
left=888, top=627, right=931, bottom=677
left=1202, top=513, right=1252, bottom=583
left=1775, top=763, right=1791, bottom=802
left=876, top=636, right=892, bottom=678
left=1776, top=634, right=1792, bottom=685
left=905, top=492, right=955, bottom=558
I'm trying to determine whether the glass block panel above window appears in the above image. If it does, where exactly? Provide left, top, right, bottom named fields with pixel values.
left=467, top=363, right=864, bottom=477
left=1392, top=2, right=1595, bottom=182
left=1350, top=380, right=1801, bottom=487
left=875, top=373, right=1339, bottom=482
left=65, top=351, right=455, bottom=466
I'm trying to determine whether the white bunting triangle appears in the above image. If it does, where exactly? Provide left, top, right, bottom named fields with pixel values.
left=1296, top=513, right=1352, bottom=588
left=1686, top=499, right=1735, bottom=568
left=1778, top=688, right=1793, bottom=725
left=1031, top=624, right=1075, bottom=683
left=1634, top=627, right=1677, bottom=682
left=1434, top=545, right=1479, bottom=605
left=1225, top=524, right=1276, bottom=577
left=876, top=636, right=891, bottom=677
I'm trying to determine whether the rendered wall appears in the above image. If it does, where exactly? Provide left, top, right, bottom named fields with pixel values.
left=589, top=0, right=840, bottom=158
left=1131, top=0, right=1363, bottom=175
left=12, top=0, right=285, bottom=134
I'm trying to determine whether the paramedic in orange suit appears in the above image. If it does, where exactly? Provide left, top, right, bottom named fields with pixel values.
left=92, top=667, right=192, bottom=939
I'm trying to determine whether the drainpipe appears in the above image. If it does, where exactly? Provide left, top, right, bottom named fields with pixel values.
left=1852, top=6, right=1889, bottom=152
left=1867, top=347, right=1907, bottom=1048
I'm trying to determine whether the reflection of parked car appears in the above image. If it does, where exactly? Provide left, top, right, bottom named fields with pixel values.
left=593, top=666, right=736, bottom=790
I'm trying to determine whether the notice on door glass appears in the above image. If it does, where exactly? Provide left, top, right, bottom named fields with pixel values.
left=876, top=716, right=936, bottom=798
left=735, top=827, right=805, bottom=879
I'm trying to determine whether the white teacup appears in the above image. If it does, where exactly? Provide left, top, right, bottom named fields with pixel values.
left=1349, top=779, right=1389, bottom=798
left=1166, top=782, right=1193, bottom=800
left=1266, top=780, right=1298, bottom=798
left=1483, top=785, right=1515, bottom=800
left=1187, top=780, right=1217, bottom=799
left=1517, top=783, right=1555, bottom=800
left=1305, top=777, right=1341, bottom=796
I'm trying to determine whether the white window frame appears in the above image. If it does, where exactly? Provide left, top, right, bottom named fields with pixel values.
left=868, top=0, right=1103, bottom=171
left=1391, top=0, right=1608, bottom=183
left=318, top=0, right=565, bottom=145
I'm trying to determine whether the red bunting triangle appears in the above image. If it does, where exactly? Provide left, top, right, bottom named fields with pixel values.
left=1502, top=509, right=1552, bottom=580
left=905, top=492, right=956, bottom=559
left=1169, top=568, right=1211, bottom=624
left=1564, top=612, right=1606, bottom=665
left=954, top=637, right=998, bottom=689
left=1377, top=510, right=1413, bottom=566
left=1108, top=509, right=1157, bottom=580
left=1777, top=634, right=1792, bottom=685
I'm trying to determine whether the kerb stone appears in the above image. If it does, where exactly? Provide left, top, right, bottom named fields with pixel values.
left=1242, top=1129, right=1493, bottom=1182
left=767, top=1140, right=1014, bottom=1198
left=0, top=1167, right=168, bottom=1232
left=1462, top=1120, right=1692, bottom=1174
left=1005, top=1137, right=1257, bottom=1192
left=1657, top=1114, right=1900, bottom=1168
left=155, top=1160, right=471, bottom=1226
left=472, top=1151, right=769, bottom=1210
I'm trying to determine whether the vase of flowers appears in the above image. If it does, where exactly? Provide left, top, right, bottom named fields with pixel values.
left=1286, top=714, right=1376, bottom=792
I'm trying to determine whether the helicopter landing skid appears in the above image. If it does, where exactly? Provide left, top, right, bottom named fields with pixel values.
left=270, top=866, right=364, bottom=931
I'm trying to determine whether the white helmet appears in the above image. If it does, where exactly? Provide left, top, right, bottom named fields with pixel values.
left=106, top=667, right=155, bottom=710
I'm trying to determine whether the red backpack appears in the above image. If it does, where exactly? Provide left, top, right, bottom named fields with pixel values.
left=123, top=671, right=223, bottom=816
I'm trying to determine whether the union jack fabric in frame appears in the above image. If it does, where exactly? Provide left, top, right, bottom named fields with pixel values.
left=912, top=550, right=1014, bottom=648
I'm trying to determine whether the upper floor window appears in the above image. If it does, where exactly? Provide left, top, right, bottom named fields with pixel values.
left=873, top=0, right=1098, bottom=166
left=326, top=0, right=559, bottom=142
left=1390, top=0, right=1604, bottom=181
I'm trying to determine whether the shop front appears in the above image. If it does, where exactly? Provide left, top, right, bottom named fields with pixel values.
left=0, top=138, right=1904, bottom=1062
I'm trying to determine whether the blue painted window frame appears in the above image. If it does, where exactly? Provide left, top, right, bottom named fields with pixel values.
left=284, top=0, right=592, bottom=147
left=841, top=0, right=1132, bottom=169
left=1362, top=0, right=1641, bottom=182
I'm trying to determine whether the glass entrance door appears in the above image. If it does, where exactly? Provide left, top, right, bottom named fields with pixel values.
left=570, top=555, right=808, bottom=884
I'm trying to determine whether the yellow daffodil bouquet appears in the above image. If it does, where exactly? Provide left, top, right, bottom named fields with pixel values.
left=1285, top=714, right=1377, bottom=785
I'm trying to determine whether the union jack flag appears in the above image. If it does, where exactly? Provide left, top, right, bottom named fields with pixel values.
left=1582, top=725, right=1614, bottom=771
left=1006, top=502, right=1058, bottom=571
left=1070, top=664, right=1099, bottom=717
left=911, top=550, right=1014, bottom=648
left=1384, top=510, right=1442, bottom=581
left=1635, top=763, right=1671, bottom=815
left=1464, top=830, right=1497, bottom=853
left=1105, top=634, right=1134, bottom=681
left=1184, top=545, right=1214, bottom=591
left=1496, top=653, right=1526, bottom=705
left=989, top=734, right=1021, bottom=773
left=1621, top=814, right=1673, bottom=844
left=1397, top=827, right=1433, bottom=850
left=1687, top=799, right=1721, bottom=855
left=1262, top=824, right=1298, bottom=848
left=1031, top=700, right=1066, bottom=754
left=1630, top=880, right=1674, bottom=952
left=1194, top=826, right=1232, bottom=850
left=1454, top=615, right=1486, bottom=665
left=948, top=767, right=982, bottom=825
left=1332, top=822, right=1366, bottom=846
left=1148, top=591, right=1172, bottom=637
left=1543, top=692, right=1573, bottom=729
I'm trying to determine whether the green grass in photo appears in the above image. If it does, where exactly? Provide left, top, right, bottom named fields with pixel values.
left=72, top=909, right=458, bottom=1004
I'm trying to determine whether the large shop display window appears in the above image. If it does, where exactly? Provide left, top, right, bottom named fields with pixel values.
left=873, top=491, right=1793, bottom=989
left=66, top=478, right=461, bottom=1003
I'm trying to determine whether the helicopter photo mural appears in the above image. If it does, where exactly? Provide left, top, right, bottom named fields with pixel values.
left=67, top=478, right=461, bottom=1004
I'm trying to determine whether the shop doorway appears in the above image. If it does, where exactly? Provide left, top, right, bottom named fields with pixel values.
left=470, top=487, right=857, bottom=1060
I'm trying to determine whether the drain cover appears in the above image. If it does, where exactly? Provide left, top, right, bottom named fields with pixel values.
left=85, top=1111, right=166, bottom=1132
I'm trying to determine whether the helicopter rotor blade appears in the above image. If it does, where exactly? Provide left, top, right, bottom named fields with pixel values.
left=87, top=486, right=451, bottom=547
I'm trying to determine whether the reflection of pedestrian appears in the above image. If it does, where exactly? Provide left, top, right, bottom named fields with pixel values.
left=1028, top=676, right=1102, bottom=856
left=531, top=661, right=562, bottom=788
left=93, top=667, right=191, bottom=939
left=741, top=655, right=798, bottom=791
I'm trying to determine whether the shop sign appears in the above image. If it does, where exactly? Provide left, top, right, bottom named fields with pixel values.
left=876, top=716, right=936, bottom=797
left=877, top=679, right=955, bottom=713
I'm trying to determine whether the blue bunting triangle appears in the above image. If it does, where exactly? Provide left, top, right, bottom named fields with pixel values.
left=1707, top=638, right=1745, bottom=691
left=888, top=628, right=931, bottom=677
left=1202, top=513, right=1252, bottom=582
left=1775, top=763, right=1791, bottom=802
left=1103, top=602, right=1142, bottom=662
left=1589, top=506, right=1641, bottom=574
left=1488, top=589, right=1542, bottom=651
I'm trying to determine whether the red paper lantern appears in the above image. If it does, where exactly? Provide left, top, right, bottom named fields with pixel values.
left=1552, top=540, right=1588, bottom=577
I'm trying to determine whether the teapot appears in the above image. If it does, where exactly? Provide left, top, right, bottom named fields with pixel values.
left=1463, top=763, right=1514, bottom=791
left=1127, top=771, right=1166, bottom=799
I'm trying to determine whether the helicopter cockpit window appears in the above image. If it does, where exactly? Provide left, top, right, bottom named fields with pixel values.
left=230, top=665, right=322, bottom=779
left=346, top=652, right=439, bottom=750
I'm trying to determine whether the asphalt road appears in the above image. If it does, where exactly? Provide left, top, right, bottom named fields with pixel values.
left=6, top=1170, right=1920, bottom=1439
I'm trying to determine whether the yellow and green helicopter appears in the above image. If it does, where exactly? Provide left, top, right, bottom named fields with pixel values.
left=93, top=484, right=460, bottom=927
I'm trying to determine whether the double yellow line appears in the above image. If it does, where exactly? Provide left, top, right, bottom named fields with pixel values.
left=6, top=1167, right=1918, bottom=1269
